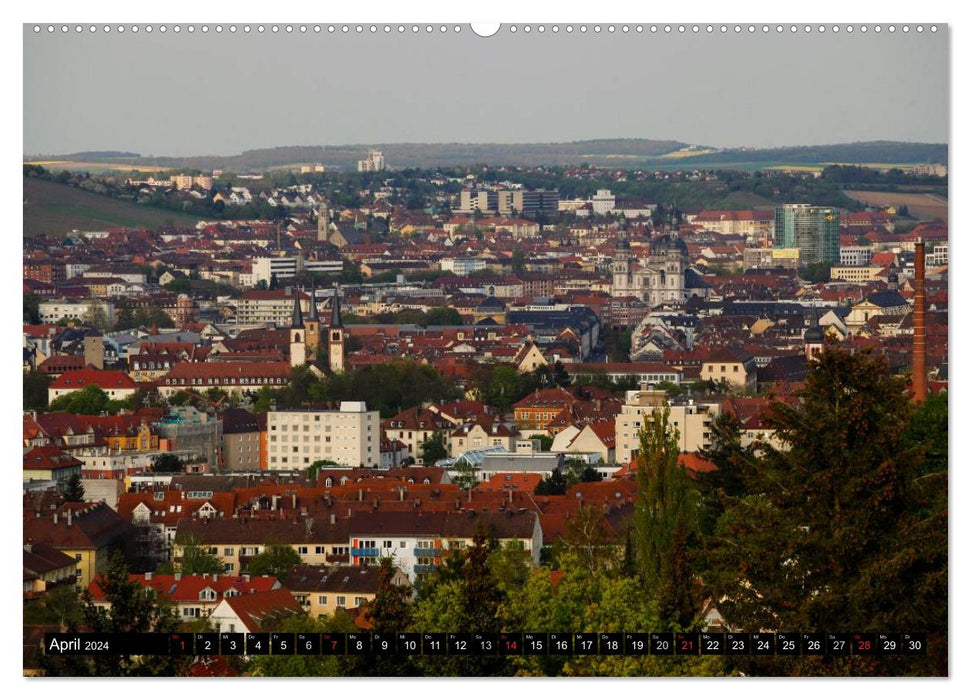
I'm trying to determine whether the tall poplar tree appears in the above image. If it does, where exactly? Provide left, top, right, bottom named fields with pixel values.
left=634, top=406, right=699, bottom=628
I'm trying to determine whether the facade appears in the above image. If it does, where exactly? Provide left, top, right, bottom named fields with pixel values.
left=267, top=402, right=380, bottom=469
left=615, top=387, right=721, bottom=463
left=700, top=349, right=758, bottom=390
left=611, top=233, right=694, bottom=307
left=830, top=265, right=886, bottom=283
left=159, top=362, right=292, bottom=398
left=840, top=246, right=876, bottom=267
left=283, top=564, right=410, bottom=619
left=774, top=204, right=840, bottom=264
left=87, top=572, right=280, bottom=622
left=591, top=189, right=616, bottom=215
left=221, top=408, right=265, bottom=471
left=357, top=150, right=386, bottom=172
left=23, top=503, right=130, bottom=589
left=235, top=288, right=309, bottom=325
left=38, top=300, right=115, bottom=326
left=47, top=367, right=138, bottom=403
left=156, top=406, right=223, bottom=470
left=173, top=519, right=351, bottom=575
left=742, top=247, right=801, bottom=270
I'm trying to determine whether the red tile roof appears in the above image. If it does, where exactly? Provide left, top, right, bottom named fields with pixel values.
left=49, top=366, right=138, bottom=391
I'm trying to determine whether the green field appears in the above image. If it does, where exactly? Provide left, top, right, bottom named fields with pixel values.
left=23, top=177, right=202, bottom=237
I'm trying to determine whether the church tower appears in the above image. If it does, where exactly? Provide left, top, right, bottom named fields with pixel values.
left=315, top=204, right=331, bottom=243
left=327, top=283, right=345, bottom=373
left=611, top=226, right=632, bottom=298
left=289, top=287, right=306, bottom=367
left=304, top=279, right=321, bottom=359
left=804, top=305, right=825, bottom=361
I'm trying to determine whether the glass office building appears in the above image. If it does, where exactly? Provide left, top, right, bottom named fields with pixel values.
left=774, top=204, right=840, bottom=264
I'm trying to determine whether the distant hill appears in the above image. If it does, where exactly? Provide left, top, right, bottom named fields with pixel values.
left=32, top=139, right=695, bottom=171
left=23, top=177, right=201, bottom=237
left=26, top=139, right=947, bottom=172
left=664, top=141, right=948, bottom=167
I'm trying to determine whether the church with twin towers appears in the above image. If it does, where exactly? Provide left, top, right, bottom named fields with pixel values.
left=289, top=281, right=345, bottom=373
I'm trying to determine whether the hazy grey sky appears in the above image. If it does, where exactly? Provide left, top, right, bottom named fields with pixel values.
left=23, top=24, right=949, bottom=155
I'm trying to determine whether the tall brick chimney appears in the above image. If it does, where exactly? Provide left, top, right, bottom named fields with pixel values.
left=912, top=238, right=927, bottom=402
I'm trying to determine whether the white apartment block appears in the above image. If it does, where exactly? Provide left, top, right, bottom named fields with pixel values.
left=38, top=300, right=114, bottom=325
left=267, top=402, right=380, bottom=469
left=591, top=189, right=616, bottom=215
left=440, top=258, right=486, bottom=275
left=927, top=241, right=948, bottom=266
left=839, top=246, right=875, bottom=267
left=252, top=257, right=299, bottom=285
left=615, top=387, right=720, bottom=464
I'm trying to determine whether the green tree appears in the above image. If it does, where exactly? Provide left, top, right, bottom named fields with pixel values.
left=705, top=347, right=947, bottom=675
left=23, top=370, right=52, bottom=410
left=451, top=458, right=481, bottom=490
left=511, top=248, right=526, bottom=274
left=61, top=472, right=85, bottom=502
left=413, top=534, right=511, bottom=676
left=634, top=406, right=699, bottom=628
left=42, top=553, right=188, bottom=676
left=170, top=532, right=222, bottom=576
left=535, top=467, right=568, bottom=495
left=247, top=613, right=345, bottom=677
left=163, top=279, right=192, bottom=294
left=801, top=261, right=834, bottom=284
left=419, top=431, right=448, bottom=465
left=425, top=306, right=463, bottom=326
left=24, top=292, right=41, bottom=323
left=151, top=453, right=183, bottom=473
left=49, top=385, right=112, bottom=415
left=246, top=543, right=301, bottom=580
left=82, top=300, right=112, bottom=331
left=487, top=365, right=521, bottom=412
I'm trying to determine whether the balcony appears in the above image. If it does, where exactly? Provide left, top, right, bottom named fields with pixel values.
left=413, top=548, right=441, bottom=557
left=351, top=547, right=379, bottom=557
left=413, top=565, right=437, bottom=575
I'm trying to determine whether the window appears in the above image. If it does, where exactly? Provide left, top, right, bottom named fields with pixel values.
left=336, top=596, right=346, bottom=607
left=354, top=597, right=366, bottom=607
left=224, top=548, right=234, bottom=556
left=315, top=546, right=326, bottom=554
left=383, top=541, right=392, bottom=549
left=297, top=546, right=308, bottom=555
left=75, top=553, right=83, bottom=562
left=318, top=595, right=328, bottom=605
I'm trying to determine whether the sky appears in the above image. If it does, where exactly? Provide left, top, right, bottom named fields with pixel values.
left=23, top=23, right=949, bottom=156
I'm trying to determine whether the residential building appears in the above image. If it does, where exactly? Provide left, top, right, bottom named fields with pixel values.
left=357, top=150, right=386, bottom=172
left=173, top=519, right=351, bottom=574
left=700, top=348, right=758, bottom=390
left=209, top=589, right=305, bottom=634
left=283, top=564, right=410, bottom=619
left=615, top=386, right=721, bottom=463
left=87, top=572, right=280, bottom=622
left=38, top=300, right=114, bottom=326
left=23, top=502, right=130, bottom=588
left=382, top=407, right=456, bottom=462
left=267, top=402, right=380, bottom=469
left=221, top=408, right=265, bottom=471
left=23, top=445, right=83, bottom=483
left=24, top=543, right=77, bottom=601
